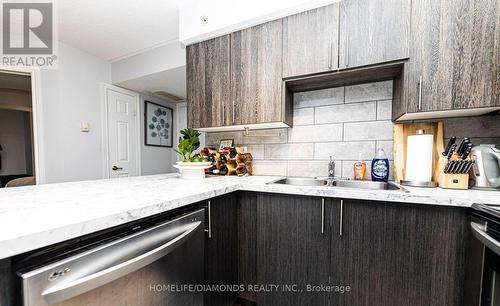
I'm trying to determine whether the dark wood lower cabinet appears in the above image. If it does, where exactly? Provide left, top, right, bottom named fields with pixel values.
left=255, top=193, right=331, bottom=306
left=205, top=193, right=473, bottom=306
left=204, top=193, right=239, bottom=306
left=332, top=200, right=470, bottom=306
left=0, top=258, right=14, bottom=306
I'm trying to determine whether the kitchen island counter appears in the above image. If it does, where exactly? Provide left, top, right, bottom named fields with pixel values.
left=1, top=174, right=499, bottom=259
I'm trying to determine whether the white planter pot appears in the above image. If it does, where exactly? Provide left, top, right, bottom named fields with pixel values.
left=173, top=162, right=212, bottom=180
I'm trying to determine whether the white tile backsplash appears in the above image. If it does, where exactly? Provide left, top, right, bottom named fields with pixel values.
left=314, top=141, right=376, bottom=160
left=343, top=121, right=394, bottom=141
left=294, top=87, right=344, bottom=108
left=376, top=100, right=392, bottom=120
left=288, top=160, right=340, bottom=178
left=288, top=124, right=343, bottom=143
left=345, top=80, right=393, bottom=103
left=293, top=108, right=315, bottom=126
left=315, top=101, right=377, bottom=124
left=264, top=143, right=314, bottom=160
left=206, top=81, right=396, bottom=178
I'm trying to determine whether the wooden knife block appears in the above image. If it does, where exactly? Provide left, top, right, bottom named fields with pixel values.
left=439, top=173, right=469, bottom=189
left=437, top=154, right=470, bottom=190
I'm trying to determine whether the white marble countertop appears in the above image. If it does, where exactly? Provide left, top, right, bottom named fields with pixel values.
left=0, top=174, right=499, bottom=259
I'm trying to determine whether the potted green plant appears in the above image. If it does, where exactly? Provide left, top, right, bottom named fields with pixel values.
left=173, top=128, right=211, bottom=179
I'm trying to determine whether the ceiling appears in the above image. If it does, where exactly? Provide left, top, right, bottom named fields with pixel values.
left=58, top=0, right=180, bottom=61
left=115, top=66, right=186, bottom=100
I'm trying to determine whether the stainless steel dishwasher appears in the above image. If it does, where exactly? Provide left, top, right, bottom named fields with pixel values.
left=17, top=208, right=205, bottom=306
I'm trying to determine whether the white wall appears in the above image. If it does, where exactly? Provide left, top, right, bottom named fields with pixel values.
left=0, top=109, right=30, bottom=175
left=112, top=42, right=185, bottom=84
left=179, top=0, right=339, bottom=45
left=40, top=42, right=112, bottom=183
left=139, top=94, right=179, bottom=175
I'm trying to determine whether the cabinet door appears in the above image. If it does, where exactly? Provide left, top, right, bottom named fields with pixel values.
left=231, top=20, right=283, bottom=125
left=331, top=200, right=470, bottom=306
left=204, top=193, right=238, bottom=306
left=256, top=193, right=330, bottom=306
left=339, top=0, right=410, bottom=68
left=186, top=35, right=231, bottom=128
left=407, top=0, right=499, bottom=113
left=283, top=4, right=339, bottom=77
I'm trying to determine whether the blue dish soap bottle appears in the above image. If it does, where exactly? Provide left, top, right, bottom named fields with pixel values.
left=371, top=148, right=389, bottom=182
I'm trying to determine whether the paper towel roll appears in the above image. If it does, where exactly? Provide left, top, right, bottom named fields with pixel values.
left=405, top=134, right=434, bottom=182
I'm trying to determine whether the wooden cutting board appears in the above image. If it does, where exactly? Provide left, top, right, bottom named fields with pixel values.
left=393, top=122, right=444, bottom=183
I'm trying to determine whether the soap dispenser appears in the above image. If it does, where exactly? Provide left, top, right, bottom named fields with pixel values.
left=371, top=148, right=389, bottom=182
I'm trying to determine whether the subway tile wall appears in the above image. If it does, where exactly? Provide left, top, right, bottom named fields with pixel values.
left=206, top=80, right=500, bottom=179
left=206, top=80, right=396, bottom=179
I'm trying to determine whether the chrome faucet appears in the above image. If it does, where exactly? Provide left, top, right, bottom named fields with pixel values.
left=328, top=156, right=335, bottom=178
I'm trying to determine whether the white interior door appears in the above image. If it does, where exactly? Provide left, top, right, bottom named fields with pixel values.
left=105, top=86, right=139, bottom=178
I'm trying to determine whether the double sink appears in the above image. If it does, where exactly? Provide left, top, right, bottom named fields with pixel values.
left=269, top=177, right=407, bottom=192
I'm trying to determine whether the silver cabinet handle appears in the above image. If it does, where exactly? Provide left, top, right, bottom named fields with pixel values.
left=418, top=75, right=423, bottom=111
left=339, top=200, right=343, bottom=236
left=321, top=198, right=325, bottom=234
left=205, top=201, right=212, bottom=238
left=471, top=221, right=500, bottom=256
left=328, top=38, right=333, bottom=70
left=36, top=210, right=203, bottom=304
left=345, top=32, right=349, bottom=68
left=232, top=100, right=235, bottom=125
left=222, top=105, right=226, bottom=126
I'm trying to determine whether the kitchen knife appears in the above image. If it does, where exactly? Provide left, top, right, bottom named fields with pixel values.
left=461, top=143, right=474, bottom=160
left=444, top=161, right=451, bottom=173
left=455, top=160, right=462, bottom=173
left=447, top=143, right=457, bottom=160
left=458, top=160, right=467, bottom=173
left=456, top=138, right=470, bottom=157
left=443, top=137, right=456, bottom=156
left=448, top=160, right=457, bottom=173
left=464, top=161, right=474, bottom=174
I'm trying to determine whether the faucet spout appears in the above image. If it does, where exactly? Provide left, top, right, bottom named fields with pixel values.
left=328, top=156, right=335, bottom=178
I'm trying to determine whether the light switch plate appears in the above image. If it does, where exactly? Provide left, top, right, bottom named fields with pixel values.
left=80, top=121, right=90, bottom=132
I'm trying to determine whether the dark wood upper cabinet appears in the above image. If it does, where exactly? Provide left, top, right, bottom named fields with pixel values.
left=256, top=193, right=330, bottom=306
left=283, top=4, right=340, bottom=77
left=230, top=20, right=284, bottom=126
left=395, top=0, right=499, bottom=119
left=331, top=199, right=470, bottom=306
left=187, top=35, right=231, bottom=129
left=204, top=194, right=238, bottom=306
left=339, top=0, right=411, bottom=69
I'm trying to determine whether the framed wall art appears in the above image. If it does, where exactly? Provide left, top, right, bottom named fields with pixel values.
left=145, top=101, right=173, bottom=147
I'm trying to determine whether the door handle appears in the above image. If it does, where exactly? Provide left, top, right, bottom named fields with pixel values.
left=112, top=166, right=123, bottom=171
left=203, top=201, right=212, bottom=238
left=38, top=212, right=203, bottom=304
left=418, top=75, right=423, bottom=111
left=339, top=199, right=343, bottom=236
left=471, top=221, right=500, bottom=256
left=321, top=198, right=325, bottom=234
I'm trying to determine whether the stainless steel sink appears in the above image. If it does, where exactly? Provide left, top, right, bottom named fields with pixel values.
left=269, top=177, right=406, bottom=191
left=331, top=180, right=403, bottom=191
left=270, top=177, right=327, bottom=186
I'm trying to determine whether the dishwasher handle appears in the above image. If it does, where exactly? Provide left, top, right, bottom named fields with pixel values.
left=37, top=217, right=202, bottom=305
left=471, top=221, right=500, bottom=256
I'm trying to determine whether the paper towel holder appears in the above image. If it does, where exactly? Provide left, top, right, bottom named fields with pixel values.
left=400, top=129, right=438, bottom=188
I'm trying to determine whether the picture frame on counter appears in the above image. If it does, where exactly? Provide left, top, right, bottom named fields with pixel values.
left=219, top=139, right=234, bottom=151
left=144, top=101, right=173, bottom=147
